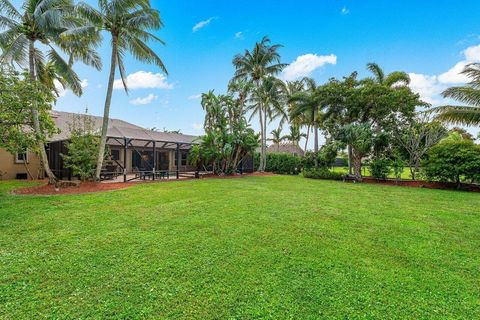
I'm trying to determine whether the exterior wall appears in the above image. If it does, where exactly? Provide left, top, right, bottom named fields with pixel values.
left=0, top=148, right=43, bottom=180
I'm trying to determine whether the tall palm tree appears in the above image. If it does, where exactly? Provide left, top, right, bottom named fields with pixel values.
left=232, top=36, right=286, bottom=171
left=268, top=128, right=284, bottom=152
left=72, top=0, right=168, bottom=180
left=289, top=78, right=324, bottom=167
left=432, top=63, right=480, bottom=126
left=249, top=76, right=286, bottom=171
left=0, top=0, right=100, bottom=182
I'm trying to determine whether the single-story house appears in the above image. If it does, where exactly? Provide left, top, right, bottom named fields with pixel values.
left=266, top=143, right=305, bottom=157
left=0, top=111, right=198, bottom=181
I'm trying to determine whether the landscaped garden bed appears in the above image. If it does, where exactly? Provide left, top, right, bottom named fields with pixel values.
left=361, top=177, right=480, bottom=192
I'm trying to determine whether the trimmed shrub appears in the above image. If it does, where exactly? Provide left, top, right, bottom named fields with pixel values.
left=265, top=153, right=302, bottom=174
left=370, top=158, right=391, bottom=180
left=422, top=139, right=480, bottom=185
left=303, top=168, right=343, bottom=180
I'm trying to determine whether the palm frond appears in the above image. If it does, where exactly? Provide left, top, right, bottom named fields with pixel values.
left=384, top=71, right=410, bottom=87
left=366, top=62, right=385, bottom=83
left=442, top=86, right=480, bottom=106
left=48, top=47, right=82, bottom=95
left=124, top=35, right=167, bottom=74
left=431, top=105, right=480, bottom=126
left=0, top=0, right=21, bottom=19
left=116, top=47, right=128, bottom=93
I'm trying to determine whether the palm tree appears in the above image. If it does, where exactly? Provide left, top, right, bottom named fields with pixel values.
left=232, top=36, right=286, bottom=171
left=249, top=76, right=286, bottom=171
left=289, top=78, right=324, bottom=167
left=366, top=62, right=410, bottom=87
left=432, top=63, right=480, bottom=126
left=268, top=128, right=285, bottom=152
left=0, top=0, right=100, bottom=182
left=73, top=0, right=168, bottom=179
left=283, top=125, right=306, bottom=145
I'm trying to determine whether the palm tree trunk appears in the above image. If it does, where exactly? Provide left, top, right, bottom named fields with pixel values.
left=263, top=105, right=268, bottom=171
left=29, top=41, right=57, bottom=183
left=258, top=105, right=264, bottom=172
left=304, top=124, right=310, bottom=152
left=352, top=149, right=362, bottom=181
left=95, top=35, right=118, bottom=180
left=313, top=111, right=319, bottom=168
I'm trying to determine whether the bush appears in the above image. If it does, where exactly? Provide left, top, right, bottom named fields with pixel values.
left=303, top=168, right=343, bottom=180
left=254, top=152, right=302, bottom=174
left=369, top=158, right=391, bottom=179
left=303, top=142, right=339, bottom=169
left=422, top=139, right=480, bottom=185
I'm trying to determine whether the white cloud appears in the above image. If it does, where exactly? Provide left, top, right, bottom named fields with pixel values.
left=437, top=44, right=480, bottom=84
left=234, top=31, right=244, bottom=40
left=192, top=17, right=215, bottom=32
left=408, top=73, right=444, bottom=105
left=188, top=94, right=202, bottom=100
left=341, top=6, right=349, bottom=15
left=281, top=53, right=337, bottom=81
left=129, top=93, right=158, bottom=105
left=113, top=71, right=174, bottom=90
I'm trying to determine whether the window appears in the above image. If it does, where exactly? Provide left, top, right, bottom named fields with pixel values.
left=15, top=150, right=28, bottom=164
left=175, top=151, right=188, bottom=166
left=110, top=149, right=120, bottom=161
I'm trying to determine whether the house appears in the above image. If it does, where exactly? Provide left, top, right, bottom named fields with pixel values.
left=0, top=111, right=198, bottom=181
left=266, top=143, right=305, bottom=157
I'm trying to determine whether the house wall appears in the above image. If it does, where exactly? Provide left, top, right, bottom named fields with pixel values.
left=0, top=148, right=43, bottom=180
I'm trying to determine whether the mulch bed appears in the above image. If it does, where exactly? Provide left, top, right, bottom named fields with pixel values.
left=12, top=172, right=275, bottom=196
left=361, top=177, right=480, bottom=192
left=13, top=181, right=135, bottom=196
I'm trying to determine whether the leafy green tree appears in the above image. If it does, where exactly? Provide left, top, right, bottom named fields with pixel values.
left=0, top=0, right=100, bottom=182
left=338, top=124, right=374, bottom=181
left=432, top=63, right=480, bottom=126
left=422, top=139, right=480, bottom=187
left=73, top=0, right=168, bottom=179
left=61, top=113, right=101, bottom=181
left=232, top=36, right=286, bottom=171
left=283, top=125, right=306, bottom=145
left=268, top=128, right=285, bottom=151
left=0, top=71, right=57, bottom=179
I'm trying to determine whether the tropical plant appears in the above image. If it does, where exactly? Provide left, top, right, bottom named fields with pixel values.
left=61, top=113, right=101, bottom=181
left=268, top=128, right=285, bottom=152
left=232, top=36, right=286, bottom=171
left=396, top=117, right=447, bottom=180
left=283, top=125, right=306, bottom=145
left=338, top=123, right=374, bottom=181
left=289, top=78, right=325, bottom=167
left=366, top=62, right=410, bottom=87
left=190, top=92, right=259, bottom=174
left=0, top=0, right=100, bottom=182
left=0, top=70, right=57, bottom=179
left=248, top=76, right=287, bottom=171
left=369, top=157, right=391, bottom=180
left=432, top=63, right=480, bottom=126
left=422, top=139, right=480, bottom=187
left=72, top=0, right=167, bottom=179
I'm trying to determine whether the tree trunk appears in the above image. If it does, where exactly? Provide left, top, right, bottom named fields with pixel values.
left=262, top=105, right=268, bottom=171
left=348, top=144, right=353, bottom=175
left=95, top=35, right=118, bottom=180
left=29, top=41, right=57, bottom=184
left=258, top=104, right=264, bottom=172
left=313, top=111, right=318, bottom=168
left=304, top=124, right=310, bottom=152
left=352, top=149, right=363, bottom=181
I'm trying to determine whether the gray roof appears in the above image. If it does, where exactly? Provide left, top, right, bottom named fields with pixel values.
left=49, top=111, right=197, bottom=146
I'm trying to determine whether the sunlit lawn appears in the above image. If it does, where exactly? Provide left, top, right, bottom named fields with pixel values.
left=1, top=176, right=479, bottom=319
left=332, top=166, right=414, bottom=179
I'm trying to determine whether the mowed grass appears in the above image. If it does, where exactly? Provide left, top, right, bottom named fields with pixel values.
left=0, top=176, right=479, bottom=319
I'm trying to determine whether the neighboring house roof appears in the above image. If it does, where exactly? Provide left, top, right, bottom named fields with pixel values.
left=49, top=111, right=197, bottom=145
left=266, top=143, right=305, bottom=156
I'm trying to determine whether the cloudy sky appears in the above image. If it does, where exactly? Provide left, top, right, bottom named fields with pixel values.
left=39, top=0, right=480, bottom=140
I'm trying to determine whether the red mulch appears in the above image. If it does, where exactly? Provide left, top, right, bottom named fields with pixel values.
left=13, top=181, right=134, bottom=195
left=361, top=177, right=480, bottom=192
left=12, top=172, right=275, bottom=196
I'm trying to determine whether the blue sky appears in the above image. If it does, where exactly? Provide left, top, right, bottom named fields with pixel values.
left=48, top=0, right=480, bottom=140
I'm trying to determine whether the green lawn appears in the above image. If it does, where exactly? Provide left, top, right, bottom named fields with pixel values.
left=331, top=166, right=414, bottom=179
left=1, top=176, right=479, bottom=319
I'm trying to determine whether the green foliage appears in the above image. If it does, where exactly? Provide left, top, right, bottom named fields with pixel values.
left=391, top=157, right=405, bottom=180
left=369, top=158, right=392, bottom=180
left=0, top=71, right=57, bottom=155
left=189, top=92, right=259, bottom=174
left=255, top=153, right=302, bottom=174
left=303, top=167, right=344, bottom=180
left=422, top=139, right=480, bottom=185
left=61, top=114, right=101, bottom=181
left=303, top=142, right=339, bottom=169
